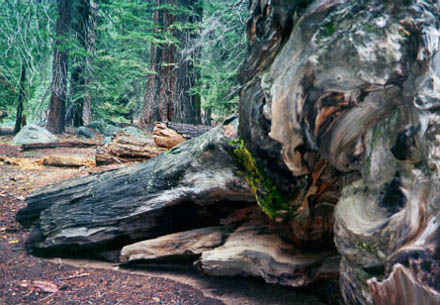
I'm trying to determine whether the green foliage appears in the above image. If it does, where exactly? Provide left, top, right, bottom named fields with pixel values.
left=0, top=0, right=54, bottom=124
left=193, top=0, right=249, bottom=121
left=0, top=0, right=249, bottom=125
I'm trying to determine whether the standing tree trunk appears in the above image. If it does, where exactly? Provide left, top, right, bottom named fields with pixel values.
left=82, top=0, right=97, bottom=126
left=70, top=0, right=90, bottom=127
left=47, top=0, right=72, bottom=134
left=14, top=64, right=26, bottom=134
left=141, top=0, right=176, bottom=127
left=141, top=0, right=202, bottom=127
left=173, top=0, right=201, bottom=124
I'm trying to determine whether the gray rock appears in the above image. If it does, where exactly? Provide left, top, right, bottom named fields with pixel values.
left=76, top=126, right=95, bottom=139
left=121, top=126, right=146, bottom=139
left=103, top=136, right=112, bottom=144
left=13, top=124, right=58, bottom=145
left=87, top=121, right=120, bottom=136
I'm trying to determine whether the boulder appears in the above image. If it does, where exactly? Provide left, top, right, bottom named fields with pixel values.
left=87, top=121, right=120, bottom=136
left=13, top=124, right=58, bottom=145
left=121, top=126, right=147, bottom=139
left=76, top=126, right=95, bottom=139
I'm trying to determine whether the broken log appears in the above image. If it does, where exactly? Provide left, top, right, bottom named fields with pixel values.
left=39, top=156, right=95, bottom=168
left=96, top=131, right=167, bottom=165
left=153, top=121, right=212, bottom=149
left=21, top=140, right=97, bottom=151
left=121, top=210, right=340, bottom=287
left=17, top=120, right=256, bottom=256
left=120, top=225, right=237, bottom=263
left=0, top=155, right=94, bottom=169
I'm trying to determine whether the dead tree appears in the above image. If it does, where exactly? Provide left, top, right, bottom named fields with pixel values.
left=17, top=1, right=440, bottom=304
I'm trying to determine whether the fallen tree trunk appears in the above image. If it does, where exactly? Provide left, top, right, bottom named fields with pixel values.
left=21, top=140, right=97, bottom=151
left=39, top=156, right=95, bottom=168
left=153, top=121, right=212, bottom=149
left=96, top=131, right=167, bottom=165
left=17, top=120, right=256, bottom=257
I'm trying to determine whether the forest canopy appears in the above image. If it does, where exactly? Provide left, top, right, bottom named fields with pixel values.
left=0, top=0, right=248, bottom=130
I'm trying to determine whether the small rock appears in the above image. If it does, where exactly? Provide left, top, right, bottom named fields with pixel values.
left=87, top=121, right=120, bottom=136
left=121, top=126, right=147, bottom=139
left=76, top=126, right=95, bottom=139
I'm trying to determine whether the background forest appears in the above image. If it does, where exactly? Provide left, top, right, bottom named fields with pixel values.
left=0, top=0, right=248, bottom=133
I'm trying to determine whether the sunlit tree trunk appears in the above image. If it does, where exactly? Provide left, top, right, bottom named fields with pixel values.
left=47, top=0, right=71, bottom=134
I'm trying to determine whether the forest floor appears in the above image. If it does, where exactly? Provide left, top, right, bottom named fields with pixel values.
left=0, top=135, right=342, bottom=305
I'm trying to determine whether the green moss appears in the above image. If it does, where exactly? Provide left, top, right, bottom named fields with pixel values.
left=230, top=139, right=292, bottom=222
left=362, top=23, right=374, bottom=32
left=326, top=22, right=335, bottom=35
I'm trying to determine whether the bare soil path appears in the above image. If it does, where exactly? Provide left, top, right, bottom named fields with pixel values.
left=0, top=137, right=341, bottom=305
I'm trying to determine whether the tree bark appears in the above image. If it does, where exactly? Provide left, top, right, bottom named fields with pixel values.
left=47, top=0, right=72, bottom=134
left=69, top=0, right=90, bottom=127
left=20, top=140, right=96, bottom=151
left=141, top=0, right=202, bottom=126
left=81, top=0, right=97, bottom=126
left=17, top=1, right=440, bottom=303
left=14, top=64, right=26, bottom=135
left=17, top=120, right=255, bottom=257
left=173, top=0, right=201, bottom=124
left=141, top=0, right=176, bottom=126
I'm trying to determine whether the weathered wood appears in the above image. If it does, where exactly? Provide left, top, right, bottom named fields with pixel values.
left=16, top=1, right=440, bottom=302
left=18, top=120, right=256, bottom=257
left=39, top=156, right=95, bottom=168
left=96, top=131, right=167, bottom=165
left=237, top=0, right=440, bottom=303
left=152, top=121, right=212, bottom=149
left=368, top=264, right=440, bottom=305
left=164, top=121, right=212, bottom=139
left=196, top=214, right=339, bottom=287
left=21, top=140, right=97, bottom=151
left=120, top=225, right=237, bottom=263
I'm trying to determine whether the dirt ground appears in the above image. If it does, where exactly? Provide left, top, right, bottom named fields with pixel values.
left=0, top=137, right=342, bottom=305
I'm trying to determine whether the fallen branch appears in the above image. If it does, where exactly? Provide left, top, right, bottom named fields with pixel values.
left=38, top=156, right=95, bottom=168
left=0, top=155, right=95, bottom=168
left=21, top=140, right=98, bottom=151
left=60, top=273, right=90, bottom=280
